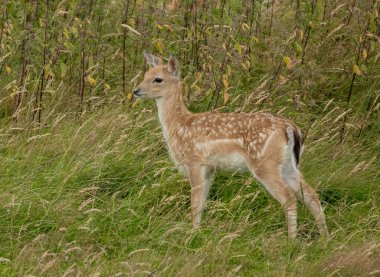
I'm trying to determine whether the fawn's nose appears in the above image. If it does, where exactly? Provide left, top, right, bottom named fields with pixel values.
left=133, top=88, right=141, bottom=96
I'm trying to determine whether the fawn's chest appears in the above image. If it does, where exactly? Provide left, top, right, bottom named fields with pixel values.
left=157, top=103, right=188, bottom=173
left=160, top=129, right=188, bottom=175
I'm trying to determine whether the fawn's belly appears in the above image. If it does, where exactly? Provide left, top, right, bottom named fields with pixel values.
left=208, top=152, right=249, bottom=171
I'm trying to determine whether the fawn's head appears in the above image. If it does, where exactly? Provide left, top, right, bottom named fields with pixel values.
left=133, top=52, right=180, bottom=99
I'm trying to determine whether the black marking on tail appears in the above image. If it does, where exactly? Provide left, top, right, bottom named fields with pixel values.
left=293, top=130, right=302, bottom=165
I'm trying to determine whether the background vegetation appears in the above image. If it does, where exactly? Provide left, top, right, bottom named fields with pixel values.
left=0, top=0, right=379, bottom=275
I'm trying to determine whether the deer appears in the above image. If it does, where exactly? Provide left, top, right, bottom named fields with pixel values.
left=133, top=52, right=329, bottom=239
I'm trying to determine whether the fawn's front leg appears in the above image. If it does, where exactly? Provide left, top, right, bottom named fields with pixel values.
left=188, top=164, right=213, bottom=227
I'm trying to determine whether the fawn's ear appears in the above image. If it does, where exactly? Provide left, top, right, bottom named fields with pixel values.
left=143, top=51, right=163, bottom=68
left=167, top=55, right=180, bottom=79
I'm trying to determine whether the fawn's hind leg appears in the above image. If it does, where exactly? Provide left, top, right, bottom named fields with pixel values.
left=282, top=127, right=328, bottom=236
left=286, top=174, right=328, bottom=236
left=247, top=159, right=298, bottom=238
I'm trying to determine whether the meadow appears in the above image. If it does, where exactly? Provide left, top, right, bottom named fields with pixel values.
left=0, top=0, right=379, bottom=276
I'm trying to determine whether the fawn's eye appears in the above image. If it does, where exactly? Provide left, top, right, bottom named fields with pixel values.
left=153, top=77, right=163, bottom=83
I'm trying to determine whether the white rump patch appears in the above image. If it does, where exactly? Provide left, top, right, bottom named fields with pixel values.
left=280, top=142, right=300, bottom=192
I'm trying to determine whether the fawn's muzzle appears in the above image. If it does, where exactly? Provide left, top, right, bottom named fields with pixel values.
left=133, top=88, right=142, bottom=97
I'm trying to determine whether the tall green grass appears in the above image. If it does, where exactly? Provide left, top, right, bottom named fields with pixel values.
left=1, top=0, right=379, bottom=275
left=0, top=103, right=379, bottom=276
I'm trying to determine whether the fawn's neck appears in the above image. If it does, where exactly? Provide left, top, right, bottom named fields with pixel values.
left=156, top=83, right=190, bottom=141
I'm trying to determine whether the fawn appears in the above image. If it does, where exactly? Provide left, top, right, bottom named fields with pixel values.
left=133, top=52, right=328, bottom=238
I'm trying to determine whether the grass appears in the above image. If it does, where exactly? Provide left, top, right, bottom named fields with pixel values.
left=0, top=103, right=379, bottom=276
left=1, top=0, right=379, bottom=275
